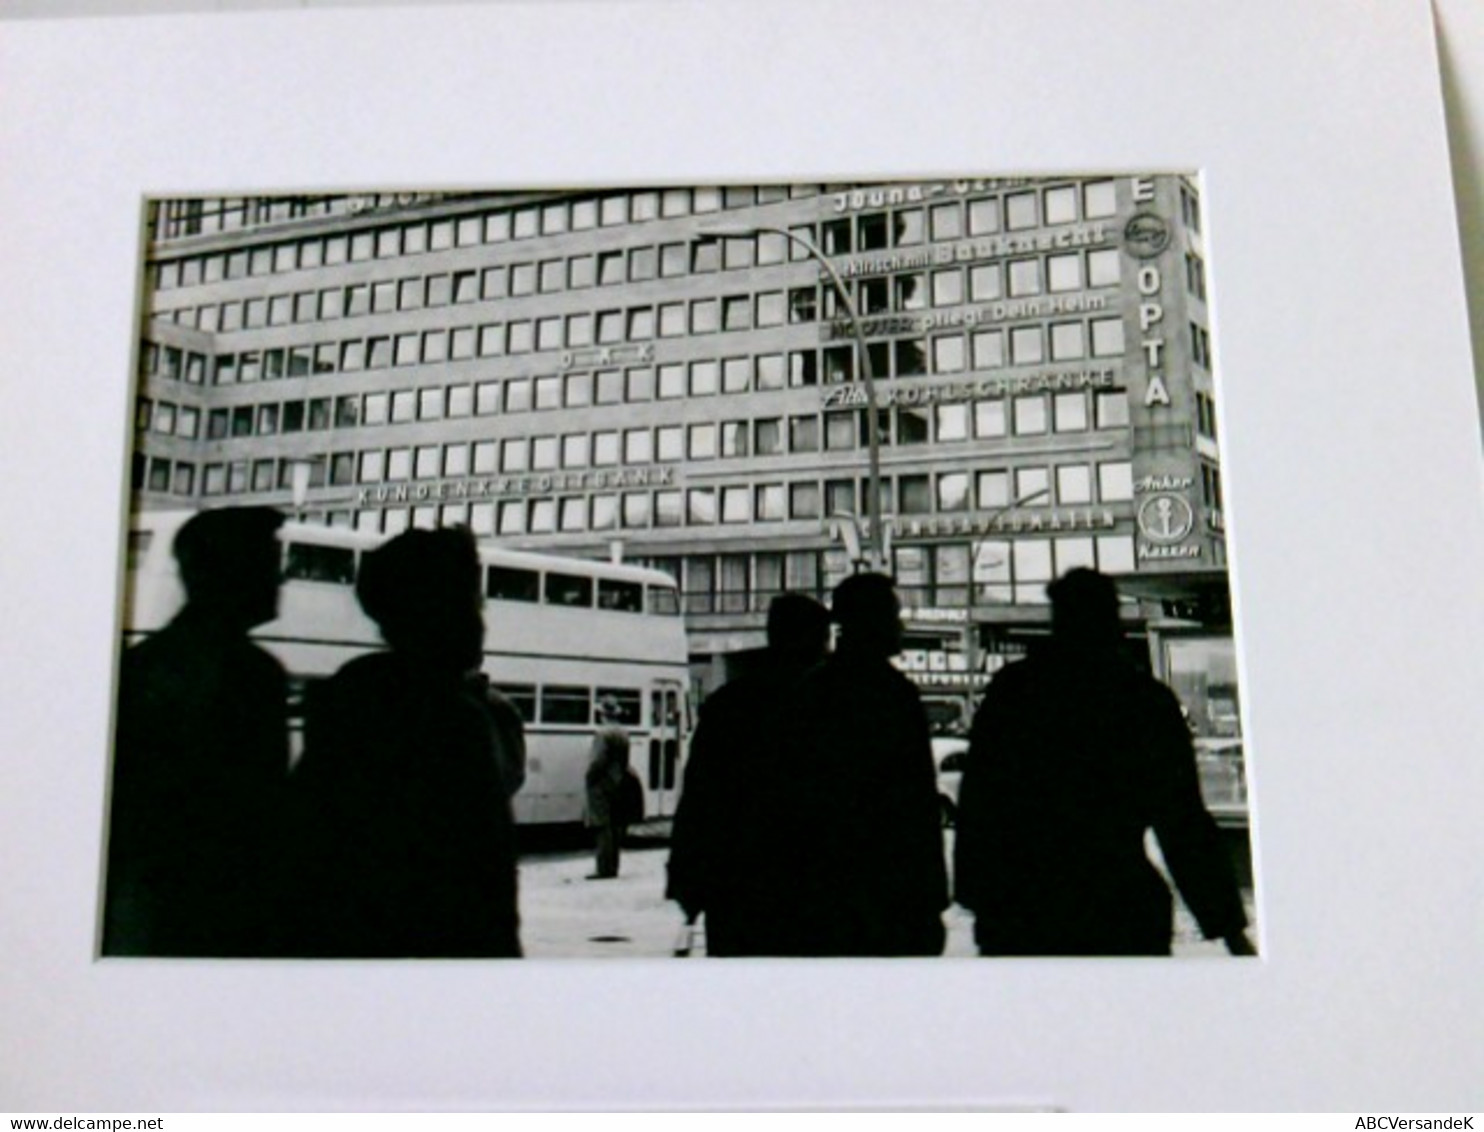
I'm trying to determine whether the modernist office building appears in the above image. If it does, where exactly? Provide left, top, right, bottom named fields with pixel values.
left=128, top=177, right=1236, bottom=739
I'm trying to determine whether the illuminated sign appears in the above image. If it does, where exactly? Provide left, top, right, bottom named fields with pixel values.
left=830, top=180, right=1033, bottom=213
left=1124, top=212, right=1171, bottom=258
left=355, top=466, right=680, bottom=508
left=820, top=368, right=1117, bottom=410
left=1137, top=494, right=1195, bottom=543
left=833, top=226, right=1113, bottom=278
left=822, top=293, right=1110, bottom=340
left=832, top=508, right=1120, bottom=541
left=560, top=344, right=655, bottom=370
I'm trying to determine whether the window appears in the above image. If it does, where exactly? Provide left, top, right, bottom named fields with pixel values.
left=623, top=492, right=652, bottom=528
left=933, top=335, right=965, bottom=373
left=531, top=436, right=559, bottom=470
left=540, top=686, right=592, bottom=726
left=938, top=472, right=970, bottom=511
left=1050, top=321, right=1086, bottom=361
left=1008, top=258, right=1042, bottom=297
left=723, top=295, right=751, bottom=332
left=688, top=423, right=717, bottom=460
left=899, top=475, right=931, bottom=515
left=1084, top=179, right=1117, bottom=219
left=624, top=428, right=653, bottom=464
left=1054, top=392, right=1089, bottom=431
left=1088, top=248, right=1120, bottom=287
left=1006, top=191, right=1037, bottom=229
left=687, top=488, right=717, bottom=525
left=1044, top=185, right=1078, bottom=224
left=500, top=438, right=528, bottom=472
left=721, top=486, right=750, bottom=524
left=1048, top=253, right=1082, bottom=292
left=1099, top=461, right=1134, bottom=502
left=932, top=269, right=963, bottom=307
left=929, top=203, right=962, bottom=241
left=790, top=482, right=821, bottom=519
left=1014, top=395, right=1048, bottom=435
left=1096, top=389, right=1130, bottom=429
left=418, top=388, right=443, bottom=420
left=562, top=434, right=590, bottom=468
left=1091, top=317, right=1126, bottom=357
left=754, top=418, right=784, bottom=456
left=691, top=299, right=718, bottom=334
left=977, top=469, right=1009, bottom=508
left=967, top=197, right=999, bottom=235
left=789, top=415, right=820, bottom=452
left=936, top=403, right=969, bottom=441
left=656, top=426, right=683, bottom=461
left=1058, top=464, right=1093, bottom=504
left=755, top=484, right=785, bottom=521
left=1011, top=326, right=1044, bottom=365
left=755, top=354, right=786, bottom=391
left=972, top=330, right=1005, bottom=369
left=1016, top=467, right=1050, bottom=506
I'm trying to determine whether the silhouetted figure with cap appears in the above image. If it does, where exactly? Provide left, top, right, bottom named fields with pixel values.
left=954, top=568, right=1254, bottom=956
left=786, top=574, right=949, bottom=957
left=103, top=506, right=290, bottom=956
left=665, top=592, right=831, bottom=955
left=287, top=526, right=521, bottom=958
left=584, top=697, right=636, bottom=880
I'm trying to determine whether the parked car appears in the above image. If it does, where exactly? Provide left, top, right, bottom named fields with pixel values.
left=932, top=736, right=968, bottom=827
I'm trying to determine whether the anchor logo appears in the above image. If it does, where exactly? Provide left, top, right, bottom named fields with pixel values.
left=1137, top=493, right=1195, bottom=543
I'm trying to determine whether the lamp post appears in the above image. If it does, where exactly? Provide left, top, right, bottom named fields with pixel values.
left=693, top=223, right=886, bottom=573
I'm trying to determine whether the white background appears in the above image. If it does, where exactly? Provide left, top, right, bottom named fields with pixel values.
left=1, top=0, right=1481, bottom=1113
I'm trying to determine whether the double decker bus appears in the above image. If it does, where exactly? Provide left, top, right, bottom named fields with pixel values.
left=120, top=510, right=691, bottom=825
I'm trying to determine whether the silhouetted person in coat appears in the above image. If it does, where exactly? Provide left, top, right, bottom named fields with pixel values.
left=666, top=592, right=831, bottom=956
left=103, top=507, right=289, bottom=957
left=287, top=526, right=521, bottom=958
left=788, top=574, right=950, bottom=957
left=954, top=568, right=1254, bottom=957
left=584, top=698, right=633, bottom=879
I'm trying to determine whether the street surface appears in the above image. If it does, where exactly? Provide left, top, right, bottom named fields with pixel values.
left=516, top=831, right=1253, bottom=959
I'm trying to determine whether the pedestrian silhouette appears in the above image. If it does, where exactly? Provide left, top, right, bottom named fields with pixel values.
left=953, top=568, right=1254, bottom=956
left=103, top=506, right=290, bottom=957
left=584, top=698, right=634, bottom=879
left=665, top=592, right=830, bottom=956
left=286, top=526, right=521, bottom=958
left=787, top=574, right=950, bottom=957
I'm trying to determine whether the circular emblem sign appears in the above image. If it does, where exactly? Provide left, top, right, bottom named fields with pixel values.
left=1123, top=212, right=1172, bottom=258
left=1137, top=493, right=1195, bottom=544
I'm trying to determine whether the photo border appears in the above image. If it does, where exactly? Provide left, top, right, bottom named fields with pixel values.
left=1, top=0, right=1481, bottom=1111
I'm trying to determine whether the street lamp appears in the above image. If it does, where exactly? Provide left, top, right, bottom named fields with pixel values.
left=692, top=223, right=886, bottom=573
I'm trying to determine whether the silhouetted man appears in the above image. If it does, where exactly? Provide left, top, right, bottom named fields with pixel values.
left=954, top=568, right=1254, bottom=956
left=666, top=592, right=830, bottom=956
left=103, top=506, right=289, bottom=957
left=584, top=697, right=633, bottom=879
left=287, top=527, right=521, bottom=958
left=788, top=574, right=949, bottom=957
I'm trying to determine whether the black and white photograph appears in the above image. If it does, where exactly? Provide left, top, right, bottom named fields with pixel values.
left=3, top=0, right=1481, bottom=1112
left=107, top=176, right=1257, bottom=961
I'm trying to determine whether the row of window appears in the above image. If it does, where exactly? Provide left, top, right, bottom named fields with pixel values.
left=192, top=506, right=1145, bottom=612
left=156, top=453, right=1135, bottom=533
left=150, top=180, right=1126, bottom=287
left=650, top=531, right=1140, bottom=616
left=152, top=186, right=821, bottom=244
left=160, top=316, right=1130, bottom=406
left=150, top=242, right=1126, bottom=343
left=140, top=386, right=1133, bottom=469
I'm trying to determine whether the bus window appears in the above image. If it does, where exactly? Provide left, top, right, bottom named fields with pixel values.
left=545, top=572, right=593, bottom=608
left=597, top=577, right=643, bottom=613
left=284, top=542, right=356, bottom=584
left=126, top=530, right=154, bottom=572
left=487, top=565, right=540, bottom=603
left=539, top=684, right=591, bottom=725
left=594, top=687, right=642, bottom=725
left=492, top=683, right=536, bottom=723
left=647, top=584, right=681, bottom=616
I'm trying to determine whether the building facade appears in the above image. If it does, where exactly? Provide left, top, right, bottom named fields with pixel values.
left=129, top=177, right=1235, bottom=749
